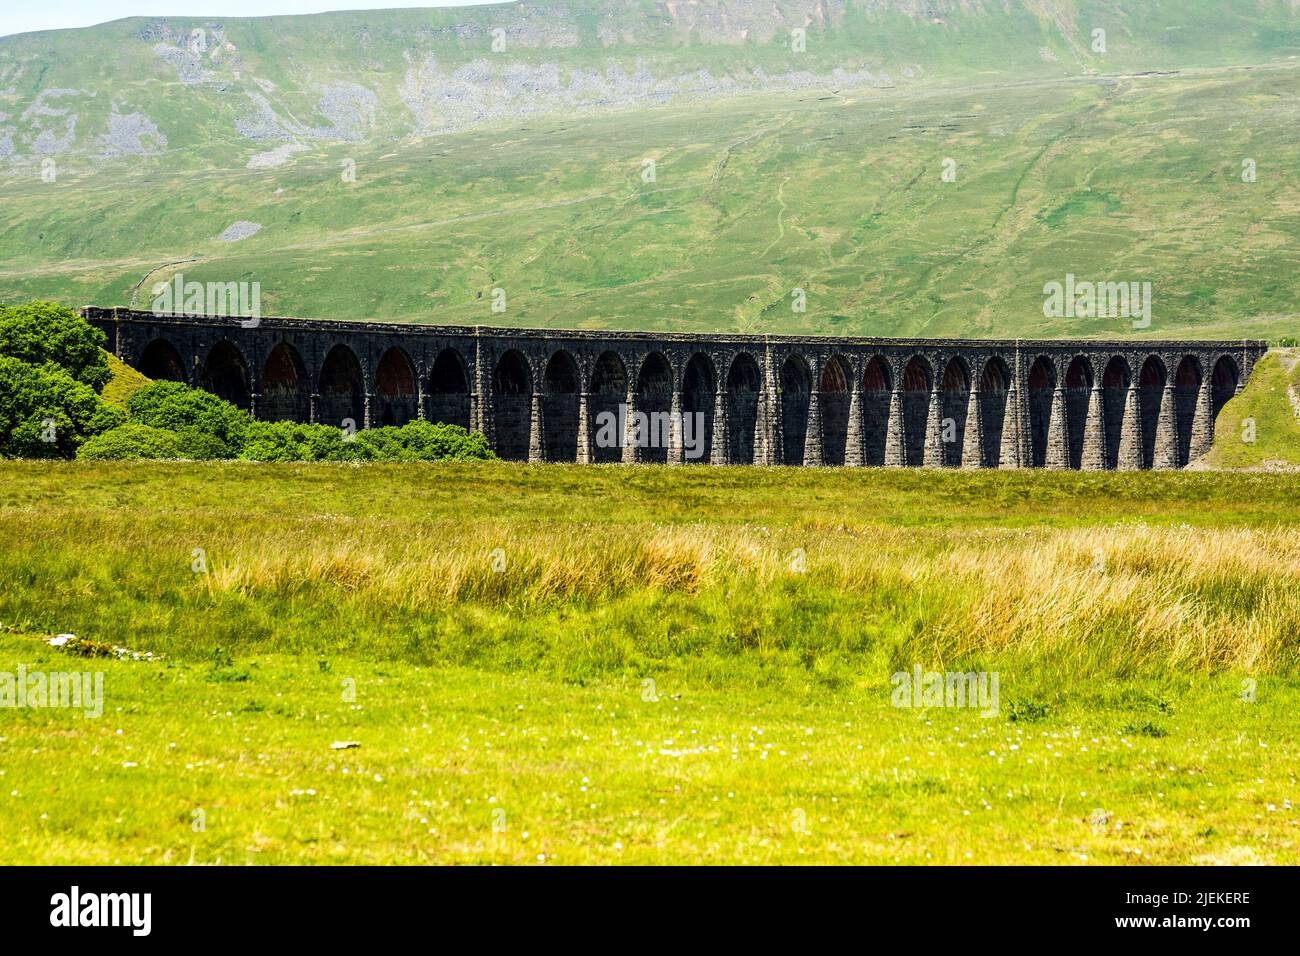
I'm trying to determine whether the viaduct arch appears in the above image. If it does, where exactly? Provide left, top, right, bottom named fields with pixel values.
left=85, top=307, right=1266, bottom=471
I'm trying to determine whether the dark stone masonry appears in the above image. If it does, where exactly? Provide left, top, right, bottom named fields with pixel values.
left=84, top=307, right=1267, bottom=469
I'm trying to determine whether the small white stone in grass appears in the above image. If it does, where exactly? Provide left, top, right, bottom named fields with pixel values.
left=48, top=634, right=73, bottom=646
left=122, top=762, right=137, bottom=768
left=331, top=741, right=360, bottom=750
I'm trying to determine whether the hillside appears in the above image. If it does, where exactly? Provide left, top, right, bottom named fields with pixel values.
left=2, top=1, right=1300, bottom=336
left=1202, top=349, right=1300, bottom=469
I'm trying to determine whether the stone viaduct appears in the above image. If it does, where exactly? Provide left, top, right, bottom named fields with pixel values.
left=84, top=307, right=1267, bottom=470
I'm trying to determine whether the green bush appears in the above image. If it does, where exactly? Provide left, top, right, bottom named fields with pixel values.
left=77, top=423, right=183, bottom=461
left=405, top=421, right=495, bottom=461
left=0, top=301, right=111, bottom=391
left=239, top=420, right=494, bottom=463
left=355, top=420, right=496, bottom=461
left=0, top=356, right=123, bottom=458
left=127, top=381, right=250, bottom=457
left=240, top=421, right=370, bottom=462
left=352, top=426, right=406, bottom=461
left=174, top=426, right=233, bottom=460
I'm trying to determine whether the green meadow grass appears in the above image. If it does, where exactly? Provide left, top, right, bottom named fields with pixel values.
left=0, top=462, right=1297, bottom=863
left=1, top=642, right=1293, bottom=865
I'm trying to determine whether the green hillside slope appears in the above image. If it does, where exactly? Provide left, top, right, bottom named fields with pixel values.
left=1203, top=350, right=1300, bottom=469
left=101, top=350, right=151, bottom=409
left=2, top=1, right=1300, bottom=337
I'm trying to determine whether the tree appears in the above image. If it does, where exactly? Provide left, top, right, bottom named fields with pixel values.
left=0, top=357, right=123, bottom=458
left=0, top=301, right=111, bottom=392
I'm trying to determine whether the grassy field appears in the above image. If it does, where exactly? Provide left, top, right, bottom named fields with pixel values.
left=1, top=462, right=1297, bottom=863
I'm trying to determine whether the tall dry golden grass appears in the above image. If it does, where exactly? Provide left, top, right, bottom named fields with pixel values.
left=196, top=520, right=1299, bottom=672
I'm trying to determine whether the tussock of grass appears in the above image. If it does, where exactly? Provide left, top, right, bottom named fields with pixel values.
left=196, top=523, right=1300, bottom=674
left=2, top=463, right=1297, bottom=688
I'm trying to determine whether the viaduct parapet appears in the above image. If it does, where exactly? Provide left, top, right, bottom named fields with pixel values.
left=84, top=307, right=1267, bottom=470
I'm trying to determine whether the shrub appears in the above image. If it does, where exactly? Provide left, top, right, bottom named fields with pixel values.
left=127, top=381, right=249, bottom=457
left=2, top=316, right=498, bottom=462
left=241, top=421, right=371, bottom=462
left=0, top=301, right=111, bottom=391
left=174, top=426, right=232, bottom=461
left=0, top=356, right=123, bottom=458
left=76, top=423, right=182, bottom=461
left=380, top=420, right=497, bottom=462
left=352, top=421, right=497, bottom=462
left=352, top=426, right=407, bottom=461
left=241, top=420, right=495, bottom=463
